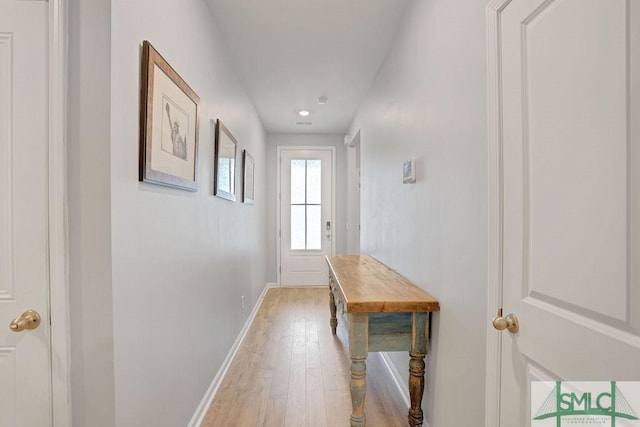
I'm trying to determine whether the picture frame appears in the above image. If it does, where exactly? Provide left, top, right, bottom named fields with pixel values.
left=214, top=119, right=237, bottom=201
left=242, top=150, right=255, bottom=205
left=139, top=40, right=200, bottom=191
left=403, top=158, right=416, bottom=184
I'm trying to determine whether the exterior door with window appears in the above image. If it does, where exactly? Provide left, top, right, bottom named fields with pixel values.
left=279, top=148, right=333, bottom=286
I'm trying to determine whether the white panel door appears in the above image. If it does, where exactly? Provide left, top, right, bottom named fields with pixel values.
left=0, top=1, right=52, bottom=426
left=490, top=0, right=640, bottom=425
left=280, top=149, right=333, bottom=286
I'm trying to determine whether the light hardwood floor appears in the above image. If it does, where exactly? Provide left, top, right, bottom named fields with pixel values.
left=202, top=287, right=410, bottom=427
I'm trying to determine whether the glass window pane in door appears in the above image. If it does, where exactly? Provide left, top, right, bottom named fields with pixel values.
left=291, top=160, right=306, bottom=204
left=291, top=205, right=306, bottom=250
left=306, top=160, right=321, bottom=204
left=306, top=205, right=321, bottom=250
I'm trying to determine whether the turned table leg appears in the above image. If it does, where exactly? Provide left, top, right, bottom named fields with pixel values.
left=329, top=283, right=338, bottom=335
left=349, top=313, right=368, bottom=427
left=408, top=312, right=429, bottom=427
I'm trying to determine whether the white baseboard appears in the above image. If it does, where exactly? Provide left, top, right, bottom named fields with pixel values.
left=379, top=352, right=411, bottom=408
left=188, top=283, right=277, bottom=427
left=378, top=352, right=432, bottom=427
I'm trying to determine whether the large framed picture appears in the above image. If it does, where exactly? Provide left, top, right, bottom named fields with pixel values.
left=214, top=119, right=237, bottom=201
left=139, top=40, right=200, bottom=191
left=242, top=150, right=255, bottom=205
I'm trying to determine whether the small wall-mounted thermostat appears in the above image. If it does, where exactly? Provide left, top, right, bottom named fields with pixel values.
left=403, top=158, right=416, bottom=184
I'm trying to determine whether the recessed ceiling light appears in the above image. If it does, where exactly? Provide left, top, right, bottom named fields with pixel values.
left=298, top=110, right=310, bottom=117
left=317, top=96, right=328, bottom=105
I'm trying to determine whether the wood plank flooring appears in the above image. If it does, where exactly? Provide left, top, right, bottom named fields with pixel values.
left=202, top=287, right=409, bottom=427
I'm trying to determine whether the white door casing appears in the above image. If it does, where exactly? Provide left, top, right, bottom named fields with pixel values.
left=277, top=147, right=335, bottom=286
left=48, top=0, right=72, bottom=425
left=487, top=0, right=640, bottom=426
left=346, top=131, right=361, bottom=255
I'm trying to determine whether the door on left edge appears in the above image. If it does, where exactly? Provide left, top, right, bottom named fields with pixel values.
left=0, top=1, right=52, bottom=426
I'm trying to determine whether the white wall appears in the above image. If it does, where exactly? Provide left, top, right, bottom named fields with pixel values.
left=67, top=0, right=115, bottom=425
left=265, top=134, right=348, bottom=282
left=68, top=0, right=269, bottom=426
left=347, top=0, right=488, bottom=425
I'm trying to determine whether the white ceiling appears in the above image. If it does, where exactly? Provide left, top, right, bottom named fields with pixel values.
left=206, top=0, right=410, bottom=134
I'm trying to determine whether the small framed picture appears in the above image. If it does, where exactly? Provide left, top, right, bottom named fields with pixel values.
left=242, top=150, right=255, bottom=205
left=403, top=158, right=416, bottom=184
left=214, top=119, right=237, bottom=201
left=139, top=40, right=200, bottom=191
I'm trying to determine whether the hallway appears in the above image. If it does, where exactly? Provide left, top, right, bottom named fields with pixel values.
left=9, top=0, right=638, bottom=425
left=202, top=288, right=408, bottom=426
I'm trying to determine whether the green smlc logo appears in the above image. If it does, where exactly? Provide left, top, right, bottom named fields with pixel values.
left=533, top=381, right=639, bottom=427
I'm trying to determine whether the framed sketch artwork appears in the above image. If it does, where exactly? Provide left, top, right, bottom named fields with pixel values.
left=139, top=40, right=200, bottom=191
left=242, top=150, right=255, bottom=205
left=214, top=119, right=238, bottom=201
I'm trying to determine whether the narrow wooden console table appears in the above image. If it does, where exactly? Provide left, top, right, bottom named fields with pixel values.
left=325, top=255, right=440, bottom=427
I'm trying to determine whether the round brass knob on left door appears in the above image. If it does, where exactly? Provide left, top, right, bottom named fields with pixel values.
left=492, top=309, right=519, bottom=333
left=9, top=310, right=41, bottom=332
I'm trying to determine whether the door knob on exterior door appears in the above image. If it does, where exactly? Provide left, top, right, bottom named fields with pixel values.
left=9, top=310, right=41, bottom=332
left=492, top=309, right=519, bottom=333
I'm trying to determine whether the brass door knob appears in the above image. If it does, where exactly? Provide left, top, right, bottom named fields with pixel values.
left=492, top=310, right=519, bottom=333
left=9, top=310, right=41, bottom=332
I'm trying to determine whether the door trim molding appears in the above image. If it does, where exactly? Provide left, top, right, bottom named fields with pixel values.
left=486, top=1, right=512, bottom=426
left=346, top=130, right=361, bottom=255
left=276, top=146, right=337, bottom=285
left=48, top=1, right=72, bottom=425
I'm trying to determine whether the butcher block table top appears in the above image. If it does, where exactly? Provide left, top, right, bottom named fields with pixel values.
left=325, top=255, right=440, bottom=314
